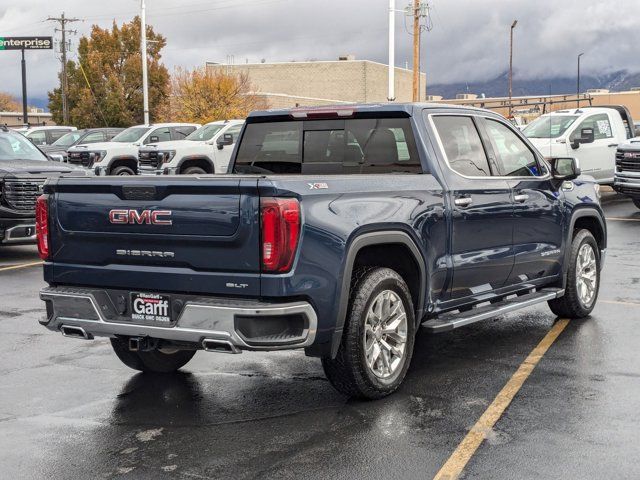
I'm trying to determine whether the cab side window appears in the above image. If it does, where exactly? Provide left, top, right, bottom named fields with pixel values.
left=570, top=114, right=613, bottom=141
left=49, top=130, right=69, bottom=143
left=145, top=127, right=172, bottom=144
left=484, top=119, right=541, bottom=177
left=82, top=131, right=105, bottom=144
left=225, top=124, right=243, bottom=143
left=27, top=131, right=47, bottom=146
left=172, top=126, right=197, bottom=140
left=432, top=116, right=491, bottom=177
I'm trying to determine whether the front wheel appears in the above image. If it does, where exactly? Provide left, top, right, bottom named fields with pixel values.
left=548, top=229, right=600, bottom=318
left=632, top=198, right=640, bottom=210
left=110, top=338, right=196, bottom=373
left=322, top=267, right=416, bottom=399
left=182, top=166, right=207, bottom=175
left=111, top=166, right=135, bottom=176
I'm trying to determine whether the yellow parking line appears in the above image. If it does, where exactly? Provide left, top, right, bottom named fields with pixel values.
left=433, top=318, right=570, bottom=480
left=0, top=261, right=43, bottom=273
left=605, top=217, right=640, bottom=222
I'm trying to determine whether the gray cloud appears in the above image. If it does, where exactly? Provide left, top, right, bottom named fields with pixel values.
left=0, top=0, right=639, bottom=100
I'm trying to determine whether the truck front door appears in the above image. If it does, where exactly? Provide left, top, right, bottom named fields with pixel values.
left=569, top=112, right=617, bottom=183
left=479, top=117, right=564, bottom=285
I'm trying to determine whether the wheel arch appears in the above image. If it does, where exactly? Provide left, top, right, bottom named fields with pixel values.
left=177, top=156, right=215, bottom=174
left=109, top=156, right=138, bottom=175
left=561, top=207, right=607, bottom=284
left=330, top=231, right=427, bottom=358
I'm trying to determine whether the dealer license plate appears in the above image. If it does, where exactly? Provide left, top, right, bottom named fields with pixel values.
left=130, top=293, right=172, bottom=324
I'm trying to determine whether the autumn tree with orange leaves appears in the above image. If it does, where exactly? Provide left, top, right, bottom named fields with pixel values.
left=0, top=93, right=21, bottom=112
left=160, top=67, right=266, bottom=124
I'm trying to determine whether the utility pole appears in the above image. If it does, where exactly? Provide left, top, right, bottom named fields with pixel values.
left=412, top=0, right=421, bottom=102
left=47, top=13, right=80, bottom=125
left=577, top=53, right=584, bottom=108
left=508, top=20, right=517, bottom=117
left=141, top=0, right=150, bottom=125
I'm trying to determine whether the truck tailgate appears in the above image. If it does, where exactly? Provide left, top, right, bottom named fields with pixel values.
left=47, top=176, right=262, bottom=296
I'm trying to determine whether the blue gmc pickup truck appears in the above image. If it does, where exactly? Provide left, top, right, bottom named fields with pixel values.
left=38, top=104, right=606, bottom=399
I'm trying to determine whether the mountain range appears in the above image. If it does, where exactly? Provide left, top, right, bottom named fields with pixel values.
left=428, top=70, right=640, bottom=99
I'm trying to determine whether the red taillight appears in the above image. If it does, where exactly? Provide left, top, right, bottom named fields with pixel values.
left=36, top=194, right=50, bottom=260
left=260, top=197, right=300, bottom=273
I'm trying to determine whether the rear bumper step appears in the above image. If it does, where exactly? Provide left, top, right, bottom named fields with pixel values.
left=40, top=287, right=317, bottom=351
left=422, top=288, right=565, bottom=333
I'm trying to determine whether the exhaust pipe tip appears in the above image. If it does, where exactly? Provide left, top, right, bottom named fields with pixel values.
left=202, top=338, right=241, bottom=354
left=60, top=325, right=92, bottom=340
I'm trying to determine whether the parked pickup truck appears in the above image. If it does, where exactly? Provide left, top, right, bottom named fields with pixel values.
left=613, top=139, right=640, bottom=209
left=38, top=103, right=606, bottom=399
left=138, top=120, right=244, bottom=175
left=0, top=127, right=85, bottom=245
left=66, top=123, right=200, bottom=176
left=523, top=106, right=635, bottom=184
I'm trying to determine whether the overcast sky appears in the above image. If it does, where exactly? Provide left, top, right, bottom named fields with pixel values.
left=0, top=0, right=639, bottom=100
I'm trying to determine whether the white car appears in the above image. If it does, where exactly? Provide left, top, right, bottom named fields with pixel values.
left=66, top=123, right=200, bottom=176
left=523, top=106, right=635, bottom=184
left=138, top=120, right=244, bottom=175
left=16, top=125, right=77, bottom=146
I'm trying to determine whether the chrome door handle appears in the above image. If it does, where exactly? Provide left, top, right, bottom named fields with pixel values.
left=454, top=196, right=473, bottom=207
left=514, top=194, right=529, bottom=203
left=608, top=143, right=618, bottom=148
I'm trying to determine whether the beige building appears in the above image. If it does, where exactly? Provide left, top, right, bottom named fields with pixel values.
left=206, top=58, right=427, bottom=108
left=0, top=110, right=54, bottom=127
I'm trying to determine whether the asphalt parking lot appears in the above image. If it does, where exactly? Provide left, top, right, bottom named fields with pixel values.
left=0, top=195, right=639, bottom=480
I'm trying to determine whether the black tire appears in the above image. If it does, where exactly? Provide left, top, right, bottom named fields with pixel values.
left=182, top=166, right=207, bottom=175
left=110, top=338, right=196, bottom=373
left=548, top=229, right=600, bottom=318
left=632, top=198, right=640, bottom=210
left=111, top=165, right=135, bottom=176
left=321, top=267, right=416, bottom=400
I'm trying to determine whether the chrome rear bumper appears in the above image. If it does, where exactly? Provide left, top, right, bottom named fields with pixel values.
left=40, top=287, right=317, bottom=351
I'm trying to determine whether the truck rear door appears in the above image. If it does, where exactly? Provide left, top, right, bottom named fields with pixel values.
left=48, top=176, right=261, bottom=296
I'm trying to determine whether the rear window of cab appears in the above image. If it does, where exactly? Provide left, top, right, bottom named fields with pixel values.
left=234, top=118, right=421, bottom=174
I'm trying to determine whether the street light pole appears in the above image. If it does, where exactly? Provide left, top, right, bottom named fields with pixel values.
left=508, top=20, right=517, bottom=117
left=388, top=0, right=395, bottom=101
left=577, top=52, right=584, bottom=108
left=141, top=0, right=150, bottom=125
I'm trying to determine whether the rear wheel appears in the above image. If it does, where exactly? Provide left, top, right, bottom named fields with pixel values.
left=548, top=229, right=600, bottom=318
left=111, top=166, right=135, bottom=176
left=182, top=166, right=207, bottom=175
left=110, top=338, right=196, bottom=373
left=632, top=198, right=640, bottom=210
left=322, top=268, right=416, bottom=399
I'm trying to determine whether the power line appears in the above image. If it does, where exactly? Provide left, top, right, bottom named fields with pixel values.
left=47, top=13, right=82, bottom=125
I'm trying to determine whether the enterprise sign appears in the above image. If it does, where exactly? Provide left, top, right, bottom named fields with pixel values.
left=0, top=37, right=53, bottom=50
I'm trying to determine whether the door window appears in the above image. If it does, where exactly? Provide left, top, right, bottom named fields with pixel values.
left=225, top=124, right=243, bottom=143
left=81, top=131, right=105, bottom=144
left=145, top=127, right=172, bottom=144
left=570, top=114, right=613, bottom=141
left=484, top=119, right=541, bottom=177
left=27, top=131, right=47, bottom=146
left=432, top=116, right=491, bottom=177
left=49, top=130, right=69, bottom=143
left=171, top=126, right=197, bottom=140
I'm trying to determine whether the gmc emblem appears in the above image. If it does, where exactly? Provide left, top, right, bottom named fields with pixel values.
left=109, top=209, right=173, bottom=225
